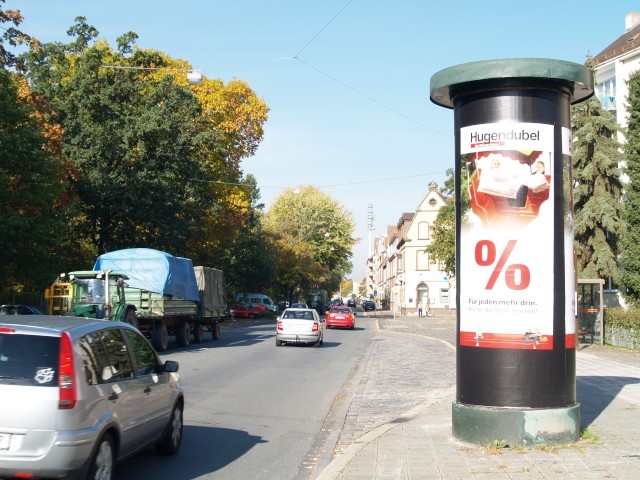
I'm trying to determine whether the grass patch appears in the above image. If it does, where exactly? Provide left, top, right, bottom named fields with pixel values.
left=580, top=428, right=598, bottom=442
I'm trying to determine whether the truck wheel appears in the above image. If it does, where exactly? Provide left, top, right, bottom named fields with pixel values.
left=211, top=321, right=221, bottom=340
left=194, top=322, right=205, bottom=343
left=175, top=320, right=191, bottom=347
left=152, top=324, right=169, bottom=351
left=124, top=309, right=138, bottom=329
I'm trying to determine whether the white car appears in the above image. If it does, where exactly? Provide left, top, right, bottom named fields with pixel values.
left=276, top=308, right=324, bottom=347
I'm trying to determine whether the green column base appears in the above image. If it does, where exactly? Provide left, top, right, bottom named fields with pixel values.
left=452, top=402, right=580, bottom=446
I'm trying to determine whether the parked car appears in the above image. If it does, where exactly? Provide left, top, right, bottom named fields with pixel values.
left=346, top=299, right=357, bottom=308
left=230, top=303, right=262, bottom=319
left=361, top=299, right=376, bottom=311
left=290, top=302, right=308, bottom=309
left=0, top=304, right=45, bottom=315
left=0, top=315, right=184, bottom=480
left=276, top=308, right=324, bottom=347
left=326, top=306, right=356, bottom=329
left=235, top=293, right=278, bottom=313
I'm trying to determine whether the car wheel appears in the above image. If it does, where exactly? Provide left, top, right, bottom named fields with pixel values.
left=86, top=433, right=114, bottom=480
left=156, top=400, right=183, bottom=455
left=276, top=338, right=283, bottom=346
left=211, top=321, right=221, bottom=340
left=175, top=319, right=191, bottom=347
left=194, top=322, right=205, bottom=343
left=151, top=323, right=169, bottom=351
left=248, top=313, right=255, bottom=319
left=315, top=336, right=322, bottom=348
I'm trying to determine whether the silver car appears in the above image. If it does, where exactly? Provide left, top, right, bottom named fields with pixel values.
left=276, top=308, right=324, bottom=347
left=0, top=316, right=184, bottom=479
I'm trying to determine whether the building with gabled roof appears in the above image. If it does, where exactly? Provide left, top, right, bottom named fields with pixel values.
left=366, top=181, right=455, bottom=315
left=592, top=12, right=640, bottom=131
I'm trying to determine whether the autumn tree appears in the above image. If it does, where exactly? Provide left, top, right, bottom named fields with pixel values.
left=0, top=0, right=38, bottom=71
left=206, top=174, right=276, bottom=296
left=263, top=186, right=356, bottom=303
left=21, top=18, right=268, bottom=266
left=571, top=95, right=624, bottom=282
left=0, top=1, right=69, bottom=290
left=0, top=69, right=67, bottom=289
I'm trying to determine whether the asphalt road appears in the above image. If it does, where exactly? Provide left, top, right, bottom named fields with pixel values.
left=115, top=314, right=374, bottom=480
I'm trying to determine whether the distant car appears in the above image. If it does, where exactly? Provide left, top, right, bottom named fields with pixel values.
left=346, top=299, right=357, bottom=308
left=0, top=315, right=183, bottom=479
left=326, top=306, right=356, bottom=329
left=290, top=303, right=308, bottom=309
left=230, top=304, right=262, bottom=319
left=331, top=299, right=343, bottom=306
left=276, top=308, right=324, bottom=347
left=0, top=304, right=45, bottom=315
left=361, top=299, right=376, bottom=311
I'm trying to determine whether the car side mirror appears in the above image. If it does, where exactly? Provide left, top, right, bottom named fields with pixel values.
left=162, top=360, right=179, bottom=373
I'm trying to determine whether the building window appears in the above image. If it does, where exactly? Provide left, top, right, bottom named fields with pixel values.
left=417, top=250, right=429, bottom=270
left=418, top=221, right=430, bottom=239
left=596, top=77, right=616, bottom=110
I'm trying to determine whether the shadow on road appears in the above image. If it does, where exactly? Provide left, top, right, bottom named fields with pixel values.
left=116, top=425, right=266, bottom=479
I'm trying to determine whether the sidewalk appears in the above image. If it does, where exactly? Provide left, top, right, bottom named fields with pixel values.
left=313, top=313, right=640, bottom=479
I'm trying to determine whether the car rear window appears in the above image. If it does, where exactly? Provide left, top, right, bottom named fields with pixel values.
left=0, top=334, right=59, bottom=386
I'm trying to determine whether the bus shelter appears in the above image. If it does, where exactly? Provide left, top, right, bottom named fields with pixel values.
left=577, top=279, right=605, bottom=346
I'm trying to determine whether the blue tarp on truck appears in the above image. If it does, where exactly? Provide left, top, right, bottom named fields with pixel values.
left=94, top=248, right=200, bottom=301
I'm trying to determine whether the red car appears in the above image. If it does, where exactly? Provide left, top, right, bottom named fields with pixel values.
left=230, top=304, right=262, bottom=319
left=326, top=306, right=356, bottom=329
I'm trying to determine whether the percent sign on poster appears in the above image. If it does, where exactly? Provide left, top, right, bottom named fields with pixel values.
left=475, top=240, right=531, bottom=290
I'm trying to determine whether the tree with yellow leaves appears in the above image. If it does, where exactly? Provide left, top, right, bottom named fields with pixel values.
left=21, top=17, right=269, bottom=274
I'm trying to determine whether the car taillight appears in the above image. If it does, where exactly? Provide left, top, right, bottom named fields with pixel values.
left=58, top=331, right=77, bottom=409
left=0, top=327, right=16, bottom=333
left=312, top=322, right=319, bottom=332
left=277, top=321, right=283, bottom=331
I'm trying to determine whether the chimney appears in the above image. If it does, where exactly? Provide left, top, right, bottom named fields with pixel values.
left=625, top=12, right=640, bottom=32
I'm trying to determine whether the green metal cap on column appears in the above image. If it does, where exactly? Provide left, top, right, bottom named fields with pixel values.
left=430, top=58, right=593, bottom=108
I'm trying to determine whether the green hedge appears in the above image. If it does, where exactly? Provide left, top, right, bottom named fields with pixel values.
left=604, top=307, right=640, bottom=329
left=604, top=307, right=640, bottom=350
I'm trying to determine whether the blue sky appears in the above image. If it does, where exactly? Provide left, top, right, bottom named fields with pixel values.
left=12, top=0, right=639, bottom=279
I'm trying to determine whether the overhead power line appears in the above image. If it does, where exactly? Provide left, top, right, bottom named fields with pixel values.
left=295, top=0, right=355, bottom=57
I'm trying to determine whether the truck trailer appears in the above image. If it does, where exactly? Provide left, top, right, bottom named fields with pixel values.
left=45, top=248, right=227, bottom=351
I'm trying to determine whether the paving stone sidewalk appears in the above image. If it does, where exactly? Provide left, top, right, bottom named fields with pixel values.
left=312, top=312, right=640, bottom=480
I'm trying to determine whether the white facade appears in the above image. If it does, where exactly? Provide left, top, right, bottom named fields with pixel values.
left=366, top=182, right=455, bottom=315
left=593, top=12, right=640, bottom=131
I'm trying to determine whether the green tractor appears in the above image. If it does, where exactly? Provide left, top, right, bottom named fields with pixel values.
left=45, top=270, right=138, bottom=326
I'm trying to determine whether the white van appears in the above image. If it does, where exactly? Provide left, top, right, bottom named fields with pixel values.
left=236, top=293, right=277, bottom=312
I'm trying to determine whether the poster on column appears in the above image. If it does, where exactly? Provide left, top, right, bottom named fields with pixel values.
left=460, top=122, right=555, bottom=350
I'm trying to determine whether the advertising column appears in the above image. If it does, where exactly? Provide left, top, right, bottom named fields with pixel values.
left=430, top=59, right=593, bottom=446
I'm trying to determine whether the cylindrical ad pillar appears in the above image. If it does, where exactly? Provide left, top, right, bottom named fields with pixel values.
left=430, top=59, right=593, bottom=446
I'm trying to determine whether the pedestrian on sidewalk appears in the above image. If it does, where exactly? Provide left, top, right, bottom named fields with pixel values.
left=418, top=301, right=423, bottom=317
